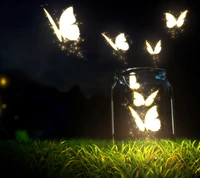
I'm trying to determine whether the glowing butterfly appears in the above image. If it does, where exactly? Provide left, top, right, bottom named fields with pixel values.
left=43, top=7, right=80, bottom=42
left=128, top=106, right=161, bottom=132
left=129, top=72, right=140, bottom=89
left=102, top=33, right=129, bottom=51
left=146, top=40, right=162, bottom=55
left=133, top=90, right=159, bottom=107
left=165, top=10, right=188, bottom=28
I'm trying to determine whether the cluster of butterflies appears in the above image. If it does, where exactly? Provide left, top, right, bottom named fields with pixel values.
left=43, top=6, right=188, bottom=58
left=128, top=73, right=161, bottom=132
left=43, top=6, right=184, bottom=132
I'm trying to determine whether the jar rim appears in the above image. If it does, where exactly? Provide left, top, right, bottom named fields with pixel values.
left=115, top=67, right=166, bottom=75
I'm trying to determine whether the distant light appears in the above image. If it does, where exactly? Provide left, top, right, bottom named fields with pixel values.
left=2, top=104, right=7, bottom=109
left=0, top=77, right=7, bottom=86
left=14, top=115, right=19, bottom=120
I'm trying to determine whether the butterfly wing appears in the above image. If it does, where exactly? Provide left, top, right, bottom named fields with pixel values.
left=144, top=90, right=159, bottom=106
left=59, top=7, right=80, bottom=41
left=133, top=83, right=140, bottom=90
left=102, top=33, right=118, bottom=50
left=60, top=7, right=76, bottom=25
left=144, top=106, right=161, bottom=131
left=146, top=40, right=154, bottom=54
left=154, top=40, right=162, bottom=54
left=128, top=106, right=145, bottom=131
left=177, top=10, right=188, bottom=27
left=115, top=33, right=129, bottom=51
left=155, top=75, right=164, bottom=80
left=155, top=71, right=166, bottom=80
left=43, top=8, right=62, bottom=42
left=165, top=13, right=177, bottom=28
left=133, top=92, right=145, bottom=106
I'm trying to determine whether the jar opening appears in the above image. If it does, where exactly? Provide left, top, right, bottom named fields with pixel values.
left=116, top=67, right=166, bottom=76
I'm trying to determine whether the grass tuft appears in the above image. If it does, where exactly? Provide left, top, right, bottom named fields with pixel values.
left=0, top=139, right=199, bottom=177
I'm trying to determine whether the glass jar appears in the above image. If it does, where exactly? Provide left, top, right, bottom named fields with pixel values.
left=111, top=67, right=175, bottom=140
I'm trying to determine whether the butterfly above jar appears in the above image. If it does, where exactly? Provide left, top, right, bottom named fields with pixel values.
left=102, top=33, right=129, bottom=51
left=165, top=10, right=188, bottom=29
left=43, top=7, right=80, bottom=42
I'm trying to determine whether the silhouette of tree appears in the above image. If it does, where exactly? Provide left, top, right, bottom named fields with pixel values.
left=67, top=84, right=86, bottom=138
left=83, top=92, right=111, bottom=139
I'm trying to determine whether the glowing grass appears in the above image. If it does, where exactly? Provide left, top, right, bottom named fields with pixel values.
left=0, top=139, right=199, bottom=177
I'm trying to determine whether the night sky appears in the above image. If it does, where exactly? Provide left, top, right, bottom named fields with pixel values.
left=0, top=0, right=200, bottom=137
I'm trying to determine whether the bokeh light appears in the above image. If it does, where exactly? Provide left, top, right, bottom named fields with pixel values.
left=0, top=77, right=8, bottom=87
left=14, top=115, right=19, bottom=120
left=1, top=104, right=7, bottom=109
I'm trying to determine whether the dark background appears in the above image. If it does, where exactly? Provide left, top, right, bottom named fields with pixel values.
left=0, top=0, right=199, bottom=140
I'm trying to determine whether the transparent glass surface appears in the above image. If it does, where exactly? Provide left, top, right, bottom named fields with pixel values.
left=111, top=67, right=174, bottom=140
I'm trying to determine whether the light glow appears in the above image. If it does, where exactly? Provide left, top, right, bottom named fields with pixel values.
left=0, top=78, right=7, bottom=86
left=1, top=104, right=7, bottom=109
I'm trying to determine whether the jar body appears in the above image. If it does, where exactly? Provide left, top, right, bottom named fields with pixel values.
left=111, top=67, right=175, bottom=140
